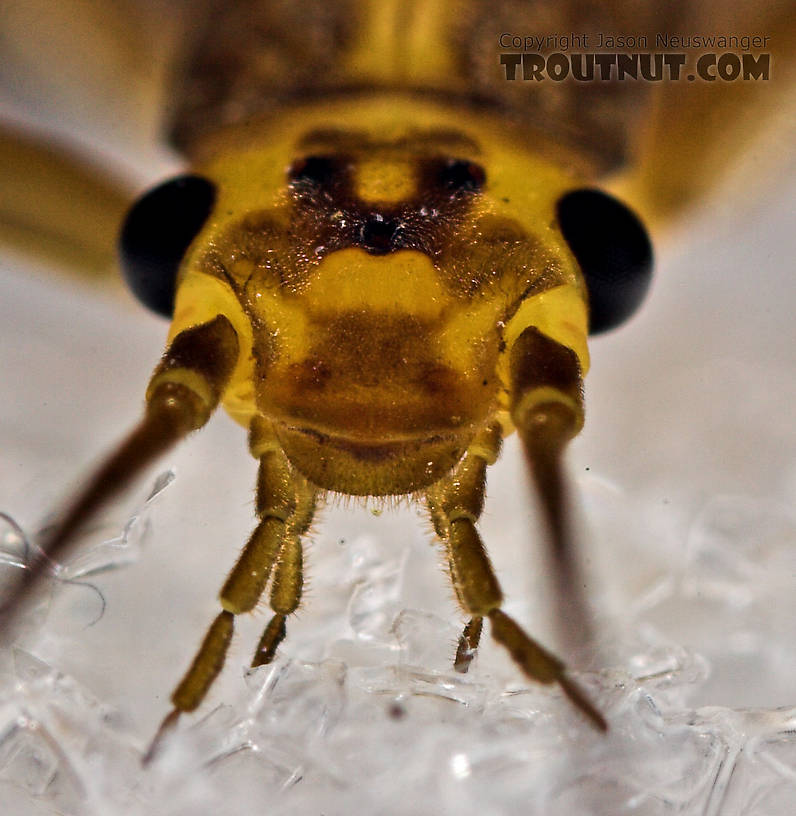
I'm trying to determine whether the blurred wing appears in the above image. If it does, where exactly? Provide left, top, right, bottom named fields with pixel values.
left=0, top=0, right=195, bottom=279
left=611, top=0, right=796, bottom=226
left=0, top=125, right=134, bottom=279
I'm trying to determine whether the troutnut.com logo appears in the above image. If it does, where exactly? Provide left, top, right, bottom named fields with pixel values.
left=499, top=33, right=772, bottom=81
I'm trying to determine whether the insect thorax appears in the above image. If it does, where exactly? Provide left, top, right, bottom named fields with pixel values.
left=168, top=0, right=661, bottom=174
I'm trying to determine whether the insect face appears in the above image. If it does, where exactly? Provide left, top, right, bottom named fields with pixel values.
left=165, top=97, right=592, bottom=496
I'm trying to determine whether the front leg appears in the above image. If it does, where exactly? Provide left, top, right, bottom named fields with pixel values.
left=425, top=422, right=606, bottom=732
left=145, top=418, right=318, bottom=761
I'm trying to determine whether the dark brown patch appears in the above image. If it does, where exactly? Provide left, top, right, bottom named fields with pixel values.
left=333, top=439, right=400, bottom=463
left=155, top=315, right=239, bottom=400
left=388, top=702, right=407, bottom=720
left=415, top=363, right=461, bottom=397
left=315, top=312, right=430, bottom=389
left=289, top=358, right=333, bottom=392
left=509, top=326, right=583, bottom=405
left=285, top=150, right=485, bottom=261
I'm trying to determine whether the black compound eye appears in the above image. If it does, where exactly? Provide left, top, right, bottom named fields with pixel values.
left=556, top=188, right=653, bottom=334
left=288, top=155, right=338, bottom=186
left=438, top=159, right=486, bottom=193
left=119, top=175, right=215, bottom=318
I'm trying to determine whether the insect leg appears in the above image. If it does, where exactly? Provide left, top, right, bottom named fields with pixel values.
left=0, top=316, right=238, bottom=635
left=147, top=423, right=317, bottom=759
left=509, top=325, right=595, bottom=660
left=453, top=616, right=483, bottom=674
left=426, top=423, right=606, bottom=731
left=426, top=423, right=501, bottom=673
left=170, top=450, right=301, bottom=711
left=251, top=474, right=317, bottom=668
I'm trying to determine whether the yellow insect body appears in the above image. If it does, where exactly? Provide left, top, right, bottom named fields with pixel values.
left=0, top=0, right=620, bottom=741
left=1, top=0, right=794, bottom=778
left=128, top=72, right=608, bottom=735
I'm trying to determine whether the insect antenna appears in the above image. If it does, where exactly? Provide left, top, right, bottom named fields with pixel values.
left=0, top=315, right=239, bottom=641
left=510, top=325, right=597, bottom=663
left=526, top=429, right=596, bottom=655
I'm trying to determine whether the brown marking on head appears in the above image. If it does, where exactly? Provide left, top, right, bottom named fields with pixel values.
left=199, top=128, right=546, bottom=304
left=277, top=126, right=497, bottom=284
left=285, top=150, right=486, bottom=260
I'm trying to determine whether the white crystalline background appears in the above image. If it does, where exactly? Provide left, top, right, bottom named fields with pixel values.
left=1, top=120, right=795, bottom=815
